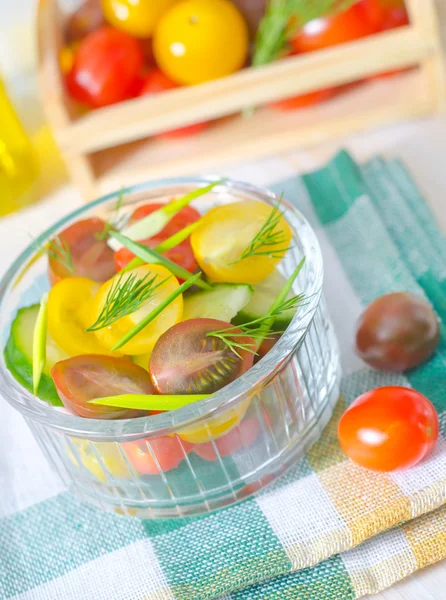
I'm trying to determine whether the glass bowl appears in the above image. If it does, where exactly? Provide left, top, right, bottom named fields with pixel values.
left=0, top=177, right=341, bottom=518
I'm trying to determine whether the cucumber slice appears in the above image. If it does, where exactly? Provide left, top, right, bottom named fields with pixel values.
left=183, top=283, right=253, bottom=322
left=233, top=270, right=296, bottom=329
left=4, top=305, right=68, bottom=406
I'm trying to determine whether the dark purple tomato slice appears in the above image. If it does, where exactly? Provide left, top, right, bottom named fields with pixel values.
left=51, top=354, right=154, bottom=419
left=150, top=318, right=255, bottom=394
left=48, top=217, right=117, bottom=285
left=255, top=334, right=281, bottom=363
left=355, top=292, right=440, bottom=372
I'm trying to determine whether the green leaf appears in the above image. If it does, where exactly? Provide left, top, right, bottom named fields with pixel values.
left=110, top=231, right=211, bottom=290
left=90, top=393, right=211, bottom=410
left=32, top=293, right=48, bottom=395
left=112, top=272, right=202, bottom=351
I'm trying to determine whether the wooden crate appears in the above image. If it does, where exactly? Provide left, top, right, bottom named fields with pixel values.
left=37, top=0, right=446, bottom=200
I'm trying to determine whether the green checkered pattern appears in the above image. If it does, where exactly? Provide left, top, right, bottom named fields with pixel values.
left=1, top=151, right=445, bottom=600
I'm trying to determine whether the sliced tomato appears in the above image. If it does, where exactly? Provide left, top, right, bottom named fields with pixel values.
left=48, top=217, right=117, bottom=284
left=150, top=318, right=255, bottom=395
left=51, top=354, right=154, bottom=419
left=114, top=236, right=197, bottom=276
left=192, top=416, right=260, bottom=461
left=256, top=334, right=281, bottom=362
left=130, top=203, right=201, bottom=238
left=269, top=88, right=335, bottom=111
left=291, top=3, right=377, bottom=54
left=140, top=69, right=210, bottom=139
left=123, top=435, right=193, bottom=474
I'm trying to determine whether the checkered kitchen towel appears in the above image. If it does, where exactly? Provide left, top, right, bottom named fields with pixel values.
left=1, top=151, right=445, bottom=600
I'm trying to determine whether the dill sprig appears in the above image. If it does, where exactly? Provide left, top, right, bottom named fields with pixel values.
left=253, top=0, right=357, bottom=67
left=87, top=271, right=170, bottom=331
left=231, top=196, right=290, bottom=264
left=96, top=189, right=125, bottom=241
left=46, top=235, right=74, bottom=273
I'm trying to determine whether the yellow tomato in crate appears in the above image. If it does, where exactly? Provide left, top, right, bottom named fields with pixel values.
left=67, top=438, right=132, bottom=482
left=47, top=277, right=117, bottom=357
left=92, top=265, right=183, bottom=355
left=153, top=0, right=249, bottom=85
left=178, top=397, right=252, bottom=444
left=190, top=200, right=292, bottom=284
left=101, top=0, right=180, bottom=38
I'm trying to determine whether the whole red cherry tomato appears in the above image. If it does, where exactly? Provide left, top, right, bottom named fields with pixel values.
left=269, top=88, right=336, bottom=111
left=66, top=26, right=143, bottom=108
left=123, top=435, right=193, bottom=474
left=338, top=386, right=439, bottom=471
left=355, top=292, right=440, bottom=372
left=140, top=69, right=210, bottom=139
left=291, top=3, right=377, bottom=54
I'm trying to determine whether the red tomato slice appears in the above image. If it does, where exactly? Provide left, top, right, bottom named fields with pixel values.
left=269, top=88, right=335, bottom=111
left=123, top=435, right=193, bottom=474
left=150, top=318, right=255, bottom=395
left=139, top=69, right=210, bottom=138
left=113, top=202, right=200, bottom=273
left=192, top=417, right=260, bottom=461
left=48, top=217, right=117, bottom=284
left=51, top=355, right=154, bottom=419
left=66, top=26, right=143, bottom=108
left=291, top=4, right=377, bottom=54
left=338, top=386, right=439, bottom=472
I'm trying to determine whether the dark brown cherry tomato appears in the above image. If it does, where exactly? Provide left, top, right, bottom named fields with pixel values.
left=65, top=0, right=105, bottom=44
left=48, top=217, right=117, bottom=285
left=338, top=386, right=439, bottom=471
left=355, top=292, right=440, bottom=372
left=123, top=435, right=193, bottom=474
left=255, top=334, right=281, bottom=363
left=66, top=26, right=143, bottom=108
left=150, top=318, right=255, bottom=394
left=192, top=416, right=260, bottom=461
left=51, top=355, right=154, bottom=419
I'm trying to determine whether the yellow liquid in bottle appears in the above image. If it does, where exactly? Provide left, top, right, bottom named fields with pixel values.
left=0, top=78, right=38, bottom=216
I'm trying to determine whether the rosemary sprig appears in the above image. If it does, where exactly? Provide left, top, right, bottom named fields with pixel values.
left=230, top=196, right=290, bottom=264
left=46, top=235, right=74, bottom=273
left=112, top=272, right=202, bottom=351
left=253, top=0, right=357, bottom=67
left=207, top=257, right=306, bottom=357
left=95, top=188, right=125, bottom=241
left=87, top=271, right=170, bottom=331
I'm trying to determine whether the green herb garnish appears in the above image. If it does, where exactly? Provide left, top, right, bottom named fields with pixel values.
left=111, top=231, right=211, bottom=290
left=208, top=257, right=306, bottom=356
left=46, top=235, right=74, bottom=273
left=253, top=0, right=357, bottom=67
left=230, top=196, right=290, bottom=264
left=110, top=180, right=224, bottom=251
left=86, top=271, right=171, bottom=332
left=111, top=272, right=202, bottom=351
left=32, top=293, right=49, bottom=395
left=122, top=219, right=203, bottom=273
left=90, top=393, right=212, bottom=411
left=95, top=188, right=125, bottom=241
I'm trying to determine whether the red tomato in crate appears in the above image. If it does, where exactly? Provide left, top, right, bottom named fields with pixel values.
left=48, top=217, right=117, bottom=284
left=66, top=26, right=144, bottom=108
left=114, top=202, right=200, bottom=274
left=338, top=386, right=439, bottom=471
left=269, top=88, right=336, bottom=111
left=139, top=69, right=210, bottom=139
left=291, top=3, right=377, bottom=54
left=65, top=0, right=105, bottom=44
left=123, top=435, right=193, bottom=474
left=193, top=417, right=260, bottom=461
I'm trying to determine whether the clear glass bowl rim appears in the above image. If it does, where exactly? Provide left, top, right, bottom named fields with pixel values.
left=0, top=176, right=324, bottom=440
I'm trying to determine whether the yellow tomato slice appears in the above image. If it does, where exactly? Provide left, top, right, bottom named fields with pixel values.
left=178, top=397, right=251, bottom=444
left=67, top=438, right=132, bottom=482
left=47, top=277, right=115, bottom=357
left=190, top=200, right=292, bottom=284
left=132, top=352, right=152, bottom=371
left=91, top=264, right=183, bottom=356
